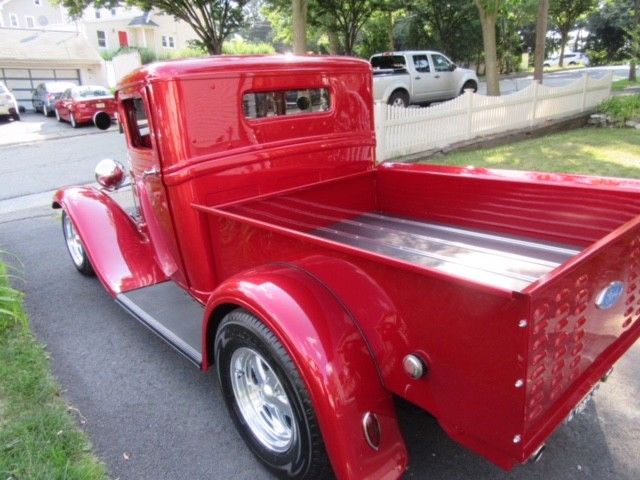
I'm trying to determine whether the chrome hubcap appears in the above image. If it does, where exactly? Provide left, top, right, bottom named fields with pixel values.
left=63, top=214, right=85, bottom=267
left=230, top=347, right=296, bottom=452
left=392, top=98, right=405, bottom=107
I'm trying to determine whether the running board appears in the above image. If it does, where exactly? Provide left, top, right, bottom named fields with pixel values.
left=116, top=282, right=204, bottom=367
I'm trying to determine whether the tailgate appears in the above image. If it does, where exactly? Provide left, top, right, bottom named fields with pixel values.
left=521, top=214, right=640, bottom=454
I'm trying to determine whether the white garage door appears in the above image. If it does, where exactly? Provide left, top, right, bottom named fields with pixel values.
left=0, top=67, right=81, bottom=111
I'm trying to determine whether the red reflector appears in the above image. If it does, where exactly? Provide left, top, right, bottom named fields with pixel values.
left=363, top=412, right=381, bottom=451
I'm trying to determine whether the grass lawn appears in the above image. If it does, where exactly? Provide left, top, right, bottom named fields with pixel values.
left=613, top=79, right=640, bottom=91
left=420, top=127, right=640, bottom=179
left=0, top=261, right=108, bottom=479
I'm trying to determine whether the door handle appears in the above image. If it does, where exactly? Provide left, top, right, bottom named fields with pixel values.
left=142, top=167, right=159, bottom=179
left=414, top=76, right=421, bottom=80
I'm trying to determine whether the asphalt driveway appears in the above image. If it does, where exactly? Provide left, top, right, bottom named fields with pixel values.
left=1, top=214, right=638, bottom=480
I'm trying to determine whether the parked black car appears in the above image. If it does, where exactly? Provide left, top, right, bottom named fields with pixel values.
left=32, top=82, right=76, bottom=116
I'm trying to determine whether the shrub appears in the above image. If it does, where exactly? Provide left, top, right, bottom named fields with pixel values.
left=599, top=95, right=640, bottom=126
left=222, top=38, right=276, bottom=55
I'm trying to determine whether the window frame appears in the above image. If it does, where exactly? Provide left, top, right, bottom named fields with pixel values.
left=34, top=0, right=42, bottom=6
left=242, top=87, right=333, bottom=122
left=431, top=53, right=453, bottom=73
left=97, top=30, right=107, bottom=48
left=9, top=13, right=19, bottom=27
left=24, top=15, right=35, bottom=28
left=162, top=35, right=176, bottom=49
left=412, top=54, right=430, bottom=73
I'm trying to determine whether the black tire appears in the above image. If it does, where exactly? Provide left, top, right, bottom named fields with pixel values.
left=61, top=210, right=95, bottom=276
left=11, top=111, right=20, bottom=121
left=460, top=80, right=478, bottom=95
left=215, top=309, right=332, bottom=480
left=387, top=90, right=409, bottom=107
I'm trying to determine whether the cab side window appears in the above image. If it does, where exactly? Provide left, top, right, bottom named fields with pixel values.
left=432, top=54, right=453, bottom=72
left=123, top=97, right=151, bottom=149
left=412, top=55, right=430, bottom=73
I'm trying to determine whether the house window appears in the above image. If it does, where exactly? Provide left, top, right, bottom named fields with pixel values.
left=25, top=15, right=35, bottom=28
left=34, top=0, right=41, bottom=5
left=162, top=35, right=176, bottom=49
left=97, top=30, right=107, bottom=48
left=9, top=13, right=19, bottom=27
left=95, top=9, right=101, bottom=19
left=111, top=8, right=117, bottom=16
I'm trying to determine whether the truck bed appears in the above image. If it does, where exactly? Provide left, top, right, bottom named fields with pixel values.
left=236, top=197, right=580, bottom=292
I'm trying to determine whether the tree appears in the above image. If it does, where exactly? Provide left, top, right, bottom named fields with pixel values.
left=549, top=0, right=597, bottom=67
left=312, top=0, right=382, bottom=56
left=292, top=0, right=308, bottom=54
left=533, top=0, right=549, bottom=81
left=58, top=0, right=249, bottom=55
left=630, top=0, right=640, bottom=81
left=474, top=0, right=502, bottom=95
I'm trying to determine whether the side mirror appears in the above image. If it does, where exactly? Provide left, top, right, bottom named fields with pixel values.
left=93, top=111, right=112, bottom=130
left=95, top=158, right=126, bottom=190
left=450, top=64, right=457, bottom=71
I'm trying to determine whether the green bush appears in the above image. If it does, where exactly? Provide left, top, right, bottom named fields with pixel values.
left=222, top=39, right=275, bottom=55
left=0, top=260, right=24, bottom=335
left=599, top=94, right=640, bottom=126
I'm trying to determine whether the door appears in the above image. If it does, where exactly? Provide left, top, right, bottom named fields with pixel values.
left=410, top=54, right=443, bottom=102
left=120, top=91, right=188, bottom=287
left=57, top=89, right=73, bottom=120
left=118, top=31, right=129, bottom=47
left=429, top=53, right=457, bottom=99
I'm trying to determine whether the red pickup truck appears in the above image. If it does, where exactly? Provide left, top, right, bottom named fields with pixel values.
left=53, top=56, right=640, bottom=480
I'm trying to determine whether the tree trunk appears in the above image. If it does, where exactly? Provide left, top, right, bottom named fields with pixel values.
left=630, top=0, right=640, bottom=81
left=292, top=0, right=308, bottom=55
left=558, top=31, right=568, bottom=67
left=477, top=6, right=500, bottom=96
left=533, top=0, right=549, bottom=82
left=327, top=29, right=340, bottom=55
left=387, top=12, right=394, bottom=51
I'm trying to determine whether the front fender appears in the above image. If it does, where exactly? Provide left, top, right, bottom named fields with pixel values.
left=53, top=186, right=166, bottom=295
left=203, top=263, right=408, bottom=480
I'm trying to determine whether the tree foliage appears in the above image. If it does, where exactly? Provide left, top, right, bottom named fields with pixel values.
left=549, top=0, right=597, bottom=66
left=58, top=0, right=249, bottom=54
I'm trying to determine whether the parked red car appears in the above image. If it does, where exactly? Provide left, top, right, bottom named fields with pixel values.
left=54, top=85, right=116, bottom=128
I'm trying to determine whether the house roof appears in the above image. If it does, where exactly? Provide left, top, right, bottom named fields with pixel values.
left=0, top=28, right=102, bottom=66
left=128, top=11, right=158, bottom=27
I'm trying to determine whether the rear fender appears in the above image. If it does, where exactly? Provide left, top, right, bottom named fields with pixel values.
left=53, top=186, right=166, bottom=295
left=203, top=263, right=408, bottom=480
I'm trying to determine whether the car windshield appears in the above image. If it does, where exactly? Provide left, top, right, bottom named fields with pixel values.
left=73, top=86, right=110, bottom=99
left=47, top=82, right=75, bottom=93
left=371, top=55, right=406, bottom=70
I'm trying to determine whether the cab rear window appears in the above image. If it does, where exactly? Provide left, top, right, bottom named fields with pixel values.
left=243, top=88, right=330, bottom=119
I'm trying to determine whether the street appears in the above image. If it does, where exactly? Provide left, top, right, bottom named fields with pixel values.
left=0, top=80, right=638, bottom=480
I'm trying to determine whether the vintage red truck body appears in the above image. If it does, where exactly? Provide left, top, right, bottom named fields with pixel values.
left=53, top=56, right=640, bottom=479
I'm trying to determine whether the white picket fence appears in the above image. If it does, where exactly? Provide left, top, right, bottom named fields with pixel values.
left=375, top=72, right=613, bottom=161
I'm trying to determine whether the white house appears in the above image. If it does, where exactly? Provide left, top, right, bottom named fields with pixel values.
left=0, top=0, right=75, bottom=30
left=80, top=6, right=199, bottom=56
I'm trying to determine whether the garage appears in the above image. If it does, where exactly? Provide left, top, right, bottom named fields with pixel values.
left=0, top=67, right=81, bottom=111
left=0, top=28, right=106, bottom=111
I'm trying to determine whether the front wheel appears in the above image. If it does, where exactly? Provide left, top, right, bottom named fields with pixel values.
left=62, top=211, right=95, bottom=276
left=460, top=80, right=478, bottom=94
left=387, top=90, right=409, bottom=108
left=215, top=309, right=331, bottom=479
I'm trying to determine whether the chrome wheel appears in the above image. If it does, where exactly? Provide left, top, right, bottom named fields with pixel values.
left=230, top=347, right=296, bottom=453
left=392, top=97, right=405, bottom=106
left=63, top=213, right=85, bottom=268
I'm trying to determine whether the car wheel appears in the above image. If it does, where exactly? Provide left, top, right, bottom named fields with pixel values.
left=55, top=109, right=61, bottom=122
left=568, top=61, right=577, bottom=66
left=70, top=113, right=78, bottom=128
left=62, top=211, right=95, bottom=276
left=460, top=80, right=478, bottom=95
left=215, top=309, right=331, bottom=480
left=43, top=105, right=48, bottom=116
left=387, top=90, right=409, bottom=108
left=11, top=111, right=20, bottom=121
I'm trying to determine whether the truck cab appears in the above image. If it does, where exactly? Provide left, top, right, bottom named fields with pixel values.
left=53, top=56, right=640, bottom=480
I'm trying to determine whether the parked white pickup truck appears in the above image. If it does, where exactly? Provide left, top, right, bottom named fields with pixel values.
left=371, top=51, right=479, bottom=107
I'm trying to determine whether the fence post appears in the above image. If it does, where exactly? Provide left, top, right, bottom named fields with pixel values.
left=374, top=101, right=386, bottom=163
left=530, top=80, right=539, bottom=128
left=581, top=74, right=589, bottom=112
left=465, top=91, right=474, bottom=140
